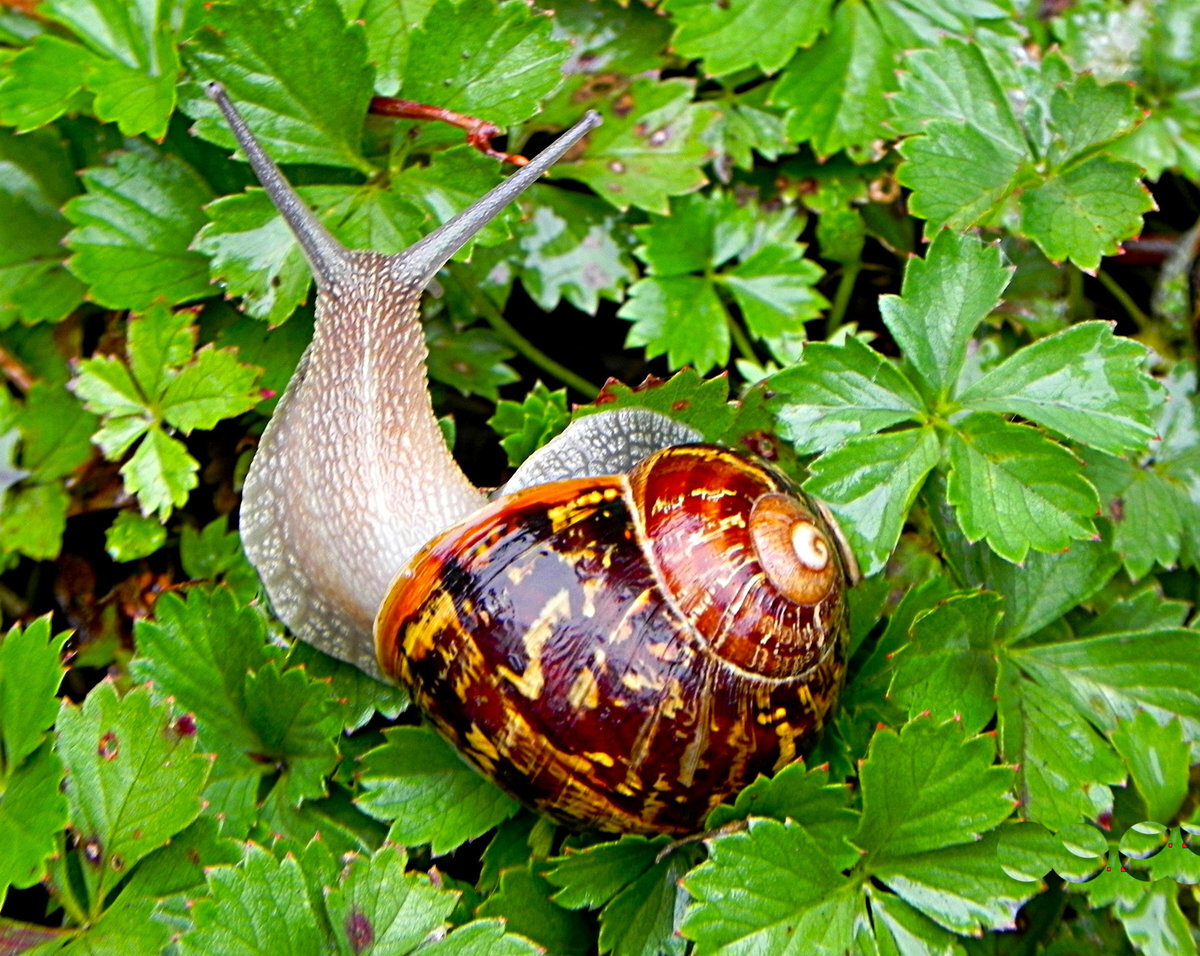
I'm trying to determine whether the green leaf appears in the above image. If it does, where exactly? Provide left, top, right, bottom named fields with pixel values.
left=704, top=761, right=857, bottom=859
left=870, top=833, right=1030, bottom=935
left=575, top=368, right=736, bottom=442
left=425, top=320, right=518, bottom=400
left=242, top=662, right=341, bottom=805
left=958, top=322, right=1159, bottom=456
left=1116, top=881, right=1198, bottom=956
left=720, top=243, right=828, bottom=349
left=0, top=482, right=70, bottom=560
left=287, top=642, right=409, bottom=733
left=56, top=682, right=211, bottom=903
left=400, top=0, right=570, bottom=127
left=665, top=0, right=831, bottom=77
left=878, top=231, right=1011, bottom=402
left=682, top=818, right=857, bottom=955
left=40, top=0, right=180, bottom=137
left=0, top=35, right=94, bottom=133
left=63, top=150, right=214, bottom=311
left=768, top=337, right=927, bottom=455
left=182, top=0, right=375, bottom=172
left=805, top=426, right=941, bottom=577
left=179, top=843, right=324, bottom=956
left=0, top=744, right=67, bottom=900
left=568, top=77, right=712, bottom=213
left=357, top=725, right=519, bottom=855
left=105, top=510, right=166, bottom=561
left=619, top=275, right=730, bottom=374
left=771, top=0, right=893, bottom=161
left=476, top=864, right=594, bottom=955
left=0, top=126, right=84, bottom=325
left=0, top=617, right=68, bottom=771
left=488, top=381, right=570, bottom=467
left=1012, top=626, right=1200, bottom=744
left=16, top=382, right=95, bottom=483
left=121, top=424, right=197, bottom=517
left=546, top=835, right=667, bottom=910
left=1110, top=712, right=1189, bottom=824
left=893, top=41, right=1152, bottom=270
left=888, top=591, right=1003, bottom=734
left=855, top=716, right=1014, bottom=862
left=996, top=659, right=1123, bottom=830
left=945, top=414, right=1098, bottom=563
left=514, top=190, right=637, bottom=314
left=425, top=920, right=542, bottom=956
left=324, top=846, right=458, bottom=955
left=160, top=346, right=263, bottom=432
left=595, top=854, right=689, bottom=956
left=359, top=0, right=434, bottom=97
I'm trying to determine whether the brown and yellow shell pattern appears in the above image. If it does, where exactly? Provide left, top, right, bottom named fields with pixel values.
left=375, top=445, right=850, bottom=834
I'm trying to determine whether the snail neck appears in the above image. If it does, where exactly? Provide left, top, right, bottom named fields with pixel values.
left=240, top=254, right=483, bottom=678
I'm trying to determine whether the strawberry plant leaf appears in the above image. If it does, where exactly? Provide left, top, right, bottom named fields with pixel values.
left=56, top=682, right=211, bottom=904
left=854, top=716, right=1014, bottom=862
left=1011, top=626, right=1200, bottom=744
left=0, top=126, right=84, bottom=326
left=568, top=78, right=712, bottom=213
left=105, top=510, right=166, bottom=561
left=400, top=0, right=570, bottom=128
left=358, top=0, right=434, bottom=97
left=0, top=744, right=66, bottom=905
left=768, top=336, right=927, bottom=455
left=64, top=150, right=214, bottom=311
left=771, top=0, right=893, bottom=161
left=424, top=919, right=542, bottom=956
left=887, top=591, right=1003, bottom=734
left=182, top=0, right=375, bottom=172
left=576, top=368, right=735, bottom=441
left=476, top=863, right=593, bottom=955
left=160, top=346, right=262, bottom=432
left=945, top=414, right=1098, bottom=563
left=996, top=659, right=1123, bottom=830
left=0, top=35, right=95, bottom=133
left=664, top=0, right=831, bottom=78
left=545, top=835, right=667, bottom=910
left=179, top=843, right=324, bottom=956
left=40, top=0, right=181, bottom=137
left=596, top=854, right=689, bottom=956
left=357, top=726, right=519, bottom=855
left=323, top=846, right=458, bottom=955
left=0, top=618, right=68, bottom=771
left=618, top=275, right=729, bottom=374
left=514, top=190, right=637, bottom=314
left=894, top=41, right=1152, bottom=270
left=805, top=426, right=941, bottom=577
left=1110, top=712, right=1189, bottom=824
left=870, top=834, right=1029, bottom=935
left=681, top=817, right=859, bottom=955
left=120, top=424, right=197, bottom=516
left=958, top=321, right=1160, bottom=456
left=878, top=230, right=1012, bottom=403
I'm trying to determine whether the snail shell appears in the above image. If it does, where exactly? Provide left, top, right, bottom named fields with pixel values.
left=377, top=445, right=849, bottom=834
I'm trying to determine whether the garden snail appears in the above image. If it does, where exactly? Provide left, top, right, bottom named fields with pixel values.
left=207, top=83, right=858, bottom=834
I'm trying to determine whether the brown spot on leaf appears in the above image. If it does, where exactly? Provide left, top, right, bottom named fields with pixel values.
left=98, top=732, right=118, bottom=760
left=345, top=910, right=373, bottom=953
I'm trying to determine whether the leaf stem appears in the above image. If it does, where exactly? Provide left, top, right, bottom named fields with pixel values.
left=450, top=266, right=600, bottom=398
left=825, top=260, right=862, bottom=338
left=727, top=314, right=757, bottom=363
left=1095, top=269, right=1149, bottom=330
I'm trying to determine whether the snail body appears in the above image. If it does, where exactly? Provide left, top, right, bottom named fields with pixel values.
left=207, top=84, right=855, bottom=834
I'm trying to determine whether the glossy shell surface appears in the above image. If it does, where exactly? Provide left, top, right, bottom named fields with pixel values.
left=375, top=445, right=849, bottom=834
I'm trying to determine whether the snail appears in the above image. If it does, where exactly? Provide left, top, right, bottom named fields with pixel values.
left=206, top=83, right=858, bottom=834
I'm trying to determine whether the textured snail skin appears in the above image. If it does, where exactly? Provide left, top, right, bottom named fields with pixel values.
left=377, top=446, right=849, bottom=834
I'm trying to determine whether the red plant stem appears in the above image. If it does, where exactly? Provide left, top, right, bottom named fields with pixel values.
left=369, top=97, right=529, bottom=166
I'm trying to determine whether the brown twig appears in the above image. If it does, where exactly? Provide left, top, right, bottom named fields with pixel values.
left=0, top=342, right=34, bottom=392
left=369, top=97, right=529, bottom=166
